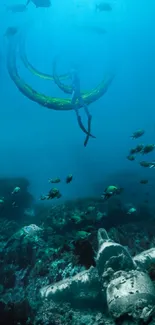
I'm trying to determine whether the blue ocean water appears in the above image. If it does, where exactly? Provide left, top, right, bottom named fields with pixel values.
left=0, top=0, right=155, bottom=205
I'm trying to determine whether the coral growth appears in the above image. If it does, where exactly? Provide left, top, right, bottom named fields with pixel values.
left=0, top=194, right=155, bottom=324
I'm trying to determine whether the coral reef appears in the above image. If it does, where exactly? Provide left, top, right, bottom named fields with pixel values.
left=0, top=195, right=155, bottom=324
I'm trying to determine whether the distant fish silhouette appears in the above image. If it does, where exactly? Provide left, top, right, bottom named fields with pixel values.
left=6, top=3, right=27, bottom=12
left=96, top=2, right=112, bottom=12
left=82, top=24, right=107, bottom=35
left=26, top=0, right=51, bottom=8
left=4, top=27, right=18, bottom=38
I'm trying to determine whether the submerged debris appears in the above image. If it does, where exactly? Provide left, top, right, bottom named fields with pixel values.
left=23, top=224, right=42, bottom=236
left=0, top=191, right=155, bottom=325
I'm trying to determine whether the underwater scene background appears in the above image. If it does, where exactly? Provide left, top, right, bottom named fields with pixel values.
left=0, top=0, right=155, bottom=324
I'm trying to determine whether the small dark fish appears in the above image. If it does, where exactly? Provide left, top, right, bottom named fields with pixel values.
left=139, top=161, right=151, bottom=168
left=135, top=144, right=144, bottom=153
left=130, top=148, right=137, bottom=155
left=85, top=206, right=95, bottom=215
left=48, top=188, right=61, bottom=199
left=12, top=201, right=18, bottom=208
left=96, top=2, right=112, bottom=11
left=0, top=197, right=4, bottom=205
left=142, top=144, right=155, bottom=154
left=129, top=145, right=144, bottom=155
left=102, top=185, right=123, bottom=201
left=76, top=3, right=83, bottom=8
left=4, top=27, right=18, bottom=38
left=6, top=4, right=27, bottom=12
left=48, top=177, right=61, bottom=184
left=140, top=179, right=148, bottom=184
left=56, top=192, right=62, bottom=199
left=127, top=155, right=135, bottom=161
left=26, top=0, right=51, bottom=8
left=83, top=25, right=106, bottom=35
left=66, top=174, right=73, bottom=184
left=130, top=129, right=145, bottom=139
